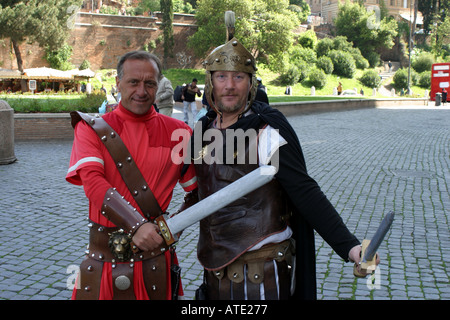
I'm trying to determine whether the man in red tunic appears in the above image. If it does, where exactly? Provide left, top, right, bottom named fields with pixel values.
left=66, top=51, right=197, bottom=299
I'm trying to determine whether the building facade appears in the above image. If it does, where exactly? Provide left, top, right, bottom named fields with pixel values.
left=308, top=0, right=417, bottom=24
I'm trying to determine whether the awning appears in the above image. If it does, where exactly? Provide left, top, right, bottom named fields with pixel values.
left=399, top=12, right=423, bottom=25
left=67, top=68, right=96, bottom=78
left=0, top=69, right=22, bottom=79
left=1, top=67, right=96, bottom=81
left=23, top=67, right=73, bottom=80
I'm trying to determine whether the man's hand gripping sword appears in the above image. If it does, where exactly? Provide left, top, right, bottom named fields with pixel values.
left=155, top=165, right=277, bottom=245
left=354, top=211, right=395, bottom=277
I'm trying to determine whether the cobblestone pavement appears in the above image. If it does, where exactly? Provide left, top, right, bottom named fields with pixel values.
left=0, top=103, right=449, bottom=300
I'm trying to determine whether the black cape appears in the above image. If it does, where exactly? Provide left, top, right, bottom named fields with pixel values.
left=184, top=101, right=360, bottom=300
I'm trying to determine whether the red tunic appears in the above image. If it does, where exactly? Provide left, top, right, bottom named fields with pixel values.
left=66, top=103, right=197, bottom=299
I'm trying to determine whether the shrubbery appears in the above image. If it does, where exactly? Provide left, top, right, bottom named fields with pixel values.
left=308, top=68, right=328, bottom=89
left=412, top=53, right=434, bottom=73
left=316, top=56, right=334, bottom=74
left=277, top=31, right=433, bottom=93
left=359, top=69, right=382, bottom=88
left=352, top=53, right=370, bottom=70
left=291, top=46, right=317, bottom=65
left=1, top=91, right=105, bottom=113
left=393, top=68, right=416, bottom=90
left=327, top=50, right=356, bottom=78
left=297, top=30, right=317, bottom=49
left=293, top=59, right=310, bottom=82
left=418, top=71, right=431, bottom=88
left=279, top=65, right=300, bottom=85
left=315, top=37, right=334, bottom=57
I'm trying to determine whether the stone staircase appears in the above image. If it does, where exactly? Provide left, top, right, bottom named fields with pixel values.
left=378, top=61, right=400, bottom=96
left=379, top=61, right=400, bottom=81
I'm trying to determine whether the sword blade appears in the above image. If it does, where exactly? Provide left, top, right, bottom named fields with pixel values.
left=362, top=211, right=395, bottom=262
left=167, top=165, right=277, bottom=235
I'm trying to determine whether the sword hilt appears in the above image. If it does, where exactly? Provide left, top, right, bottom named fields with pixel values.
left=155, top=213, right=178, bottom=245
left=353, top=239, right=378, bottom=278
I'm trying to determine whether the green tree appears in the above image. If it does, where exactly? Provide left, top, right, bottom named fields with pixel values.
left=334, top=1, right=397, bottom=67
left=160, top=0, right=174, bottom=69
left=44, top=43, right=74, bottom=71
left=188, top=0, right=298, bottom=67
left=419, top=0, right=449, bottom=35
left=431, top=14, right=450, bottom=58
left=288, top=0, right=310, bottom=23
left=138, top=0, right=161, bottom=12
left=0, top=0, right=82, bottom=72
left=298, top=30, right=317, bottom=49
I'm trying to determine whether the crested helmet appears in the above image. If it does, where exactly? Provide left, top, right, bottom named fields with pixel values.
left=203, top=11, right=258, bottom=117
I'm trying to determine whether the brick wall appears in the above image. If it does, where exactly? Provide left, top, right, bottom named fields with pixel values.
left=0, top=12, right=200, bottom=71
left=14, top=114, right=74, bottom=141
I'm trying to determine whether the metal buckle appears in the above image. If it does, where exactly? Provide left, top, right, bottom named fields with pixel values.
left=108, top=230, right=132, bottom=262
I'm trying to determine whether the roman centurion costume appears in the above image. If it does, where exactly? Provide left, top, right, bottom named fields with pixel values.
left=189, top=12, right=360, bottom=300
left=66, top=104, right=197, bottom=300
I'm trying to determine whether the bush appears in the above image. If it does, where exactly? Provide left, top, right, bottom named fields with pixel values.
left=364, top=51, right=381, bottom=68
left=352, top=53, right=370, bottom=70
left=279, top=65, right=300, bottom=85
left=418, top=71, right=431, bottom=88
left=308, top=68, right=327, bottom=89
left=412, top=53, right=435, bottom=73
left=316, top=37, right=334, bottom=57
left=79, top=60, right=90, bottom=70
left=327, top=50, right=356, bottom=78
left=3, top=91, right=105, bottom=113
left=291, top=46, right=317, bottom=65
left=298, top=30, right=317, bottom=49
left=333, top=36, right=353, bottom=52
left=393, top=68, right=416, bottom=90
left=293, top=59, right=311, bottom=82
left=44, top=43, right=74, bottom=71
left=316, top=56, right=334, bottom=74
left=443, top=44, right=450, bottom=59
left=359, top=69, right=382, bottom=88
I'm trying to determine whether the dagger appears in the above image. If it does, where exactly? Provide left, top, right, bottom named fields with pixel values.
left=354, top=210, right=395, bottom=277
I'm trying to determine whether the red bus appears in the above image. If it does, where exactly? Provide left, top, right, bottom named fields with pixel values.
left=430, top=63, right=450, bottom=101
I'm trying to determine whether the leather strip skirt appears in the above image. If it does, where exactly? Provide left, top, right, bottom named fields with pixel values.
left=202, top=239, right=295, bottom=300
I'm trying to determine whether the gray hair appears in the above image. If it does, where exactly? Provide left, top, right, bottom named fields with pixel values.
left=117, top=51, right=163, bottom=81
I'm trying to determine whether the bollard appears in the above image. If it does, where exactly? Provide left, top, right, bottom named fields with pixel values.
left=0, top=100, right=17, bottom=165
left=311, top=86, right=315, bottom=96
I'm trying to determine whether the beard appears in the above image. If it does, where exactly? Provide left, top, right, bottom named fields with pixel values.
left=215, top=94, right=248, bottom=115
left=216, top=102, right=245, bottom=114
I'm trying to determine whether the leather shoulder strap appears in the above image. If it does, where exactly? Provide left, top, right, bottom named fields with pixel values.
left=70, top=111, right=163, bottom=219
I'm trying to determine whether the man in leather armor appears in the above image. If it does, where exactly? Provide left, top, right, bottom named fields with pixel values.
left=66, top=51, right=197, bottom=300
left=189, top=31, right=378, bottom=300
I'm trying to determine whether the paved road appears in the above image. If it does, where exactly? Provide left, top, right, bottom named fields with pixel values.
left=0, top=103, right=449, bottom=300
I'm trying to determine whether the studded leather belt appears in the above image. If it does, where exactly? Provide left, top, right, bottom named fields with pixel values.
left=75, top=221, right=170, bottom=300
left=87, top=220, right=170, bottom=264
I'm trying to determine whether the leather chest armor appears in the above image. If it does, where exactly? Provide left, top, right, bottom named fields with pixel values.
left=195, top=127, right=289, bottom=271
